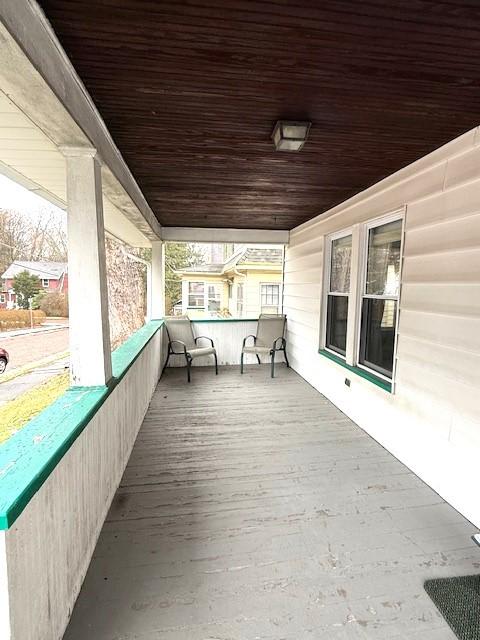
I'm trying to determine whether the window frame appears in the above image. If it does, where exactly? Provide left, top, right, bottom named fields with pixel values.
left=236, top=282, right=244, bottom=317
left=207, top=283, right=222, bottom=313
left=319, top=210, right=405, bottom=391
left=260, top=282, right=280, bottom=314
left=321, top=227, right=353, bottom=360
left=42, top=278, right=49, bottom=288
left=187, top=281, right=206, bottom=309
left=355, top=212, right=405, bottom=384
left=186, top=280, right=222, bottom=314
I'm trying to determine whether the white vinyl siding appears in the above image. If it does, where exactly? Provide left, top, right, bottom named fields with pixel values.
left=283, top=126, right=480, bottom=529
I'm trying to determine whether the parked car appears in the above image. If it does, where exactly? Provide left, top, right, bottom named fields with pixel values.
left=0, top=347, right=9, bottom=374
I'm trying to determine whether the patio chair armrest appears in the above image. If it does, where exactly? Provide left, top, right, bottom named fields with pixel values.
left=242, top=334, right=257, bottom=348
left=194, top=336, right=214, bottom=347
left=272, top=337, right=286, bottom=350
left=170, top=339, right=188, bottom=354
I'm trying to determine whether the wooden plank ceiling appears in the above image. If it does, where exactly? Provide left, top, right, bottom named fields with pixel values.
left=39, top=1, right=480, bottom=230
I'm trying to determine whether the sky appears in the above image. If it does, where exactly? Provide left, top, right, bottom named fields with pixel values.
left=0, top=174, right=66, bottom=227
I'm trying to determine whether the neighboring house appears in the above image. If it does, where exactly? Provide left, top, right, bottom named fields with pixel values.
left=0, top=261, right=68, bottom=309
left=177, top=246, right=283, bottom=318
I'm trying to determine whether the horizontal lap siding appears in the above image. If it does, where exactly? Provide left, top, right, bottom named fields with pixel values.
left=284, top=129, right=480, bottom=527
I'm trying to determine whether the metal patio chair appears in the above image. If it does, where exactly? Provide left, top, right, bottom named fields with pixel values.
left=162, top=315, right=218, bottom=383
left=240, top=313, right=289, bottom=378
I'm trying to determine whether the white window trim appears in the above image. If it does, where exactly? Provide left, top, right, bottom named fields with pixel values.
left=320, top=208, right=405, bottom=389
left=184, top=280, right=222, bottom=313
left=42, top=278, right=49, bottom=288
left=355, top=210, right=405, bottom=386
left=320, top=227, right=352, bottom=359
left=186, top=280, right=206, bottom=310
left=260, top=282, right=281, bottom=314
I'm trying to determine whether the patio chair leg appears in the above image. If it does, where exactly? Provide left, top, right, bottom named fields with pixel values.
left=161, top=349, right=171, bottom=374
left=214, top=352, right=218, bottom=375
left=240, top=351, right=244, bottom=374
left=284, top=348, right=290, bottom=368
left=256, top=354, right=261, bottom=365
left=270, top=350, right=275, bottom=378
left=186, top=354, right=192, bottom=383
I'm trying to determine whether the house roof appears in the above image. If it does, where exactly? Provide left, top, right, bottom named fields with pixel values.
left=1, top=261, right=68, bottom=280
left=179, top=247, right=283, bottom=276
left=180, top=263, right=225, bottom=275
left=238, top=248, right=283, bottom=265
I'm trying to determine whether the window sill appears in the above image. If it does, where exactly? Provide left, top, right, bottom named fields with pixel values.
left=318, top=349, right=392, bottom=393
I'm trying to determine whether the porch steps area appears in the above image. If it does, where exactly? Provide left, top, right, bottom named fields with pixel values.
left=64, top=366, right=477, bottom=639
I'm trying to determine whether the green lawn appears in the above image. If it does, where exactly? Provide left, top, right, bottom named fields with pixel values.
left=0, top=373, right=69, bottom=445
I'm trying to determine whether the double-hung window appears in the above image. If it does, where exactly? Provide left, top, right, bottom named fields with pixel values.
left=321, top=212, right=404, bottom=388
left=325, top=232, right=352, bottom=357
left=261, top=283, right=280, bottom=314
left=359, top=218, right=402, bottom=379
left=236, top=283, right=244, bottom=317
left=207, top=284, right=221, bottom=312
left=188, top=282, right=205, bottom=308
left=187, top=281, right=222, bottom=315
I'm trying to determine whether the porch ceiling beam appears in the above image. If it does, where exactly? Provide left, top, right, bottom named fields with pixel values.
left=0, top=1, right=162, bottom=242
left=161, top=227, right=290, bottom=245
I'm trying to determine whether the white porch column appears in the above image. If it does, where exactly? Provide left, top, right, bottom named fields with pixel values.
left=63, top=147, right=112, bottom=386
left=151, top=240, right=165, bottom=319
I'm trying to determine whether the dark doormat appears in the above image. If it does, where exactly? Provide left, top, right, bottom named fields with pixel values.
left=424, top=575, right=480, bottom=640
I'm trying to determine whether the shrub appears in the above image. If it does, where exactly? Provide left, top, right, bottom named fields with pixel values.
left=38, top=292, right=69, bottom=317
left=0, top=309, right=46, bottom=331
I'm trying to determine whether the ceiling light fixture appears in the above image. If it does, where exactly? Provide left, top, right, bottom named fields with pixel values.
left=271, top=120, right=311, bottom=152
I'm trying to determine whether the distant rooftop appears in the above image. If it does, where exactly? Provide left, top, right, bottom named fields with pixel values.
left=179, top=247, right=283, bottom=275
left=2, top=261, right=68, bottom=280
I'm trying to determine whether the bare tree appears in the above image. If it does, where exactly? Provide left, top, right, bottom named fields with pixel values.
left=0, top=207, right=67, bottom=274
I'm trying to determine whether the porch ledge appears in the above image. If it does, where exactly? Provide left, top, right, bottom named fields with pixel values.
left=191, top=318, right=258, bottom=323
left=0, top=320, right=163, bottom=530
left=318, top=349, right=392, bottom=392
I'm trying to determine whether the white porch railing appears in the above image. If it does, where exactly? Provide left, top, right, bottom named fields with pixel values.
left=164, top=318, right=259, bottom=368
left=0, top=322, right=163, bottom=640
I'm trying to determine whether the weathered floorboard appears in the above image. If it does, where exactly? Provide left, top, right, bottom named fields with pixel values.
left=64, top=366, right=477, bottom=639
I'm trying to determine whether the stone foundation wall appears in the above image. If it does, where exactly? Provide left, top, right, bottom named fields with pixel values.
left=105, top=237, right=146, bottom=349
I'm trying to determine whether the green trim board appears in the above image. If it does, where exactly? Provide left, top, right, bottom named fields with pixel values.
left=318, top=349, right=392, bottom=392
left=191, top=318, right=258, bottom=323
left=0, top=320, right=163, bottom=530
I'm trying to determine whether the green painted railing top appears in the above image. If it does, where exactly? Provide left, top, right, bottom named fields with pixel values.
left=318, top=349, right=392, bottom=393
left=0, top=320, right=163, bottom=530
left=190, top=317, right=258, bottom=323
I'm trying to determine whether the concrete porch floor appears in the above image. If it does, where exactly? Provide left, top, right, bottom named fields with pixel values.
left=64, top=366, right=478, bottom=639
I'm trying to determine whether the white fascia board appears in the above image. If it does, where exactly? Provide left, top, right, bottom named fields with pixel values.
left=0, top=2, right=161, bottom=242
left=0, top=160, right=67, bottom=211
left=162, top=227, right=290, bottom=245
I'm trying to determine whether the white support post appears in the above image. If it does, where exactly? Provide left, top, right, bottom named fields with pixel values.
left=63, top=147, right=112, bottom=386
left=151, top=241, right=164, bottom=319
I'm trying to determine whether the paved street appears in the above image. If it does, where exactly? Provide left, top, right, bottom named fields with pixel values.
left=0, top=326, right=69, bottom=371
left=0, top=356, right=69, bottom=406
